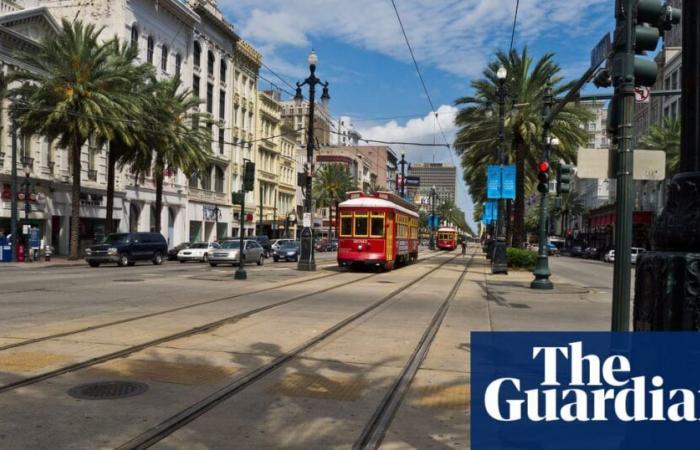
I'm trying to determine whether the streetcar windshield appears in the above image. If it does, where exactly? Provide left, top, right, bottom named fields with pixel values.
left=354, top=215, right=368, bottom=236
left=371, top=215, right=384, bottom=237
left=340, top=215, right=352, bottom=237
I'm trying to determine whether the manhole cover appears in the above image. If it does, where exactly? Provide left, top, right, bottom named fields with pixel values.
left=113, top=279, right=145, bottom=283
left=68, top=381, right=148, bottom=400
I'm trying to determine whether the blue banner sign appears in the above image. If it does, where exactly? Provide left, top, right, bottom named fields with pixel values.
left=482, top=201, right=498, bottom=224
left=501, top=165, right=516, bottom=199
left=487, top=165, right=501, bottom=199
left=472, top=332, right=700, bottom=450
left=428, top=214, right=440, bottom=230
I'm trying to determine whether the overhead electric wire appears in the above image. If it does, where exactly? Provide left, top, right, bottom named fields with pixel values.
left=257, top=72, right=295, bottom=97
left=509, top=0, right=521, bottom=52
left=259, top=60, right=296, bottom=91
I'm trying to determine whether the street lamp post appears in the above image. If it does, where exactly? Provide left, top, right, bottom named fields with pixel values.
left=429, top=185, right=436, bottom=250
left=295, top=50, right=330, bottom=272
left=491, top=65, right=509, bottom=274
left=235, top=159, right=251, bottom=281
left=22, top=159, right=32, bottom=263
left=399, top=150, right=408, bottom=198
left=212, top=205, right=220, bottom=240
left=9, top=99, right=18, bottom=262
left=531, top=86, right=555, bottom=290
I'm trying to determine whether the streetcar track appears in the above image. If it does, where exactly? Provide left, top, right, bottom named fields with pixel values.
left=115, top=253, right=460, bottom=450
left=355, top=250, right=475, bottom=449
left=0, top=252, right=443, bottom=353
left=0, top=252, right=448, bottom=395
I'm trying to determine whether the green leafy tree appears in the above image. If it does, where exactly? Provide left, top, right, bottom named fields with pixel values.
left=313, top=163, right=355, bottom=239
left=639, top=116, right=680, bottom=177
left=550, top=192, right=585, bottom=236
left=11, top=20, right=139, bottom=258
left=454, top=48, right=592, bottom=248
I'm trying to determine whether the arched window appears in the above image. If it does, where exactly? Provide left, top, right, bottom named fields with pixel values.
left=200, top=166, right=212, bottom=191
left=147, top=36, right=154, bottom=64
left=214, top=166, right=224, bottom=193
left=161, top=44, right=168, bottom=72
left=207, top=50, right=215, bottom=76
left=130, top=24, right=138, bottom=48
left=193, top=41, right=201, bottom=68
left=220, top=59, right=227, bottom=82
left=175, top=53, right=182, bottom=75
left=189, top=172, right=199, bottom=190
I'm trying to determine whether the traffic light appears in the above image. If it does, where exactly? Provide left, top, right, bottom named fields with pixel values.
left=232, top=192, right=244, bottom=205
left=556, top=163, right=573, bottom=195
left=611, top=0, right=681, bottom=88
left=243, top=161, right=255, bottom=192
left=537, top=161, right=549, bottom=194
left=592, top=68, right=612, bottom=88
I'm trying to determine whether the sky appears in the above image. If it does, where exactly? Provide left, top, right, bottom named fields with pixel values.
left=218, top=0, right=616, bottom=231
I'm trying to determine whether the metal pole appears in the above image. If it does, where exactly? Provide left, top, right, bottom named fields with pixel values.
left=429, top=187, right=436, bottom=250
left=298, top=65, right=317, bottom=271
left=491, top=78, right=508, bottom=274
left=272, top=190, right=277, bottom=239
left=531, top=86, right=554, bottom=289
left=258, top=185, right=263, bottom=236
left=235, top=191, right=247, bottom=280
left=9, top=99, right=18, bottom=262
left=610, top=0, right=636, bottom=331
left=24, top=171, right=30, bottom=263
left=400, top=153, right=406, bottom=197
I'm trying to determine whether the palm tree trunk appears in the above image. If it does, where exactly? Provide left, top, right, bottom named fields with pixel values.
left=69, top=138, right=82, bottom=260
left=511, top=140, right=526, bottom=248
left=105, top=149, right=116, bottom=235
left=154, top=172, right=163, bottom=233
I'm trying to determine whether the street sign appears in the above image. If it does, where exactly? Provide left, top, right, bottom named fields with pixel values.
left=303, top=213, right=311, bottom=228
left=576, top=148, right=666, bottom=181
left=501, top=165, right=516, bottom=199
left=590, top=32, right=612, bottom=69
left=635, top=86, right=651, bottom=103
left=487, top=165, right=501, bottom=199
left=405, top=176, right=420, bottom=187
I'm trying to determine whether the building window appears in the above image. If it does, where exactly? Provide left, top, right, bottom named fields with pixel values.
left=207, top=83, right=213, bottom=114
left=201, top=166, right=212, bottom=191
left=207, top=50, right=215, bottom=76
left=192, top=75, right=200, bottom=98
left=146, top=36, right=154, bottom=64
left=214, top=166, right=224, bottom=193
left=175, top=53, right=181, bottom=75
left=189, top=172, right=199, bottom=189
left=193, top=41, right=201, bottom=68
left=161, top=45, right=168, bottom=72
left=218, top=128, right=224, bottom=155
left=671, top=71, right=679, bottom=90
left=220, top=60, right=227, bottom=82
left=219, top=90, right=225, bottom=121
left=130, top=24, right=138, bottom=48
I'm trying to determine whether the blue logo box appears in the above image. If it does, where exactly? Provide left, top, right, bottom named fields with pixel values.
left=471, top=332, right=700, bottom=449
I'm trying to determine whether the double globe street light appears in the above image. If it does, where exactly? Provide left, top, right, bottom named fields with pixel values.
left=294, top=50, right=330, bottom=272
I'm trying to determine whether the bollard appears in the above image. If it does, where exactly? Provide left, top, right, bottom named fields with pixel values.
left=44, top=245, right=51, bottom=262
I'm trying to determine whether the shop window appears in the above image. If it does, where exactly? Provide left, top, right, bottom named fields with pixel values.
left=354, top=214, right=368, bottom=237
left=340, top=215, right=352, bottom=237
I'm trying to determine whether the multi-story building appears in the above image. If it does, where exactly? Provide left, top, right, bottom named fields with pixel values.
left=281, top=99, right=332, bottom=147
left=254, top=89, right=284, bottom=237
left=279, top=123, right=298, bottom=238
left=407, top=163, right=457, bottom=206
left=332, top=116, right=361, bottom=146
left=231, top=37, right=260, bottom=237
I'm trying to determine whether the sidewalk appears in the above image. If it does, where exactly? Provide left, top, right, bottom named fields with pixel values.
left=474, top=251, right=610, bottom=331
left=0, top=256, right=86, bottom=269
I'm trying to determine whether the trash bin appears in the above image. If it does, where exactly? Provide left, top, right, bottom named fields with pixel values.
left=17, top=244, right=25, bottom=262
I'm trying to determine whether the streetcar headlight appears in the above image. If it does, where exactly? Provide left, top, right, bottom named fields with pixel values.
left=357, top=244, right=363, bottom=251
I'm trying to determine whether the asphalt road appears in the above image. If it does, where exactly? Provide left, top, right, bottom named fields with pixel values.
left=549, top=255, right=636, bottom=294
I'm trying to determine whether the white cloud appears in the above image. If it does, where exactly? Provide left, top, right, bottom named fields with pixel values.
left=221, top=0, right=609, bottom=79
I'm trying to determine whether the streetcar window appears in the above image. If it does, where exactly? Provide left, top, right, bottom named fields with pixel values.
left=354, top=214, right=368, bottom=236
left=340, top=215, right=352, bottom=237
left=371, top=214, right=384, bottom=237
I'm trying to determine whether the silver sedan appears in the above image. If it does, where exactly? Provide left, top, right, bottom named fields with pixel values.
left=208, top=240, right=265, bottom=267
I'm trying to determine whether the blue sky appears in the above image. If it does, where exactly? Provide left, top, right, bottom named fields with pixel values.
left=218, top=0, right=616, bottom=230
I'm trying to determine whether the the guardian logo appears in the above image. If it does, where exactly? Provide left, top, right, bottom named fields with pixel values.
left=484, top=341, right=699, bottom=423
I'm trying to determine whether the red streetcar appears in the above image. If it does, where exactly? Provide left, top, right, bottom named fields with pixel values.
left=337, top=191, right=419, bottom=270
left=436, top=227, right=458, bottom=250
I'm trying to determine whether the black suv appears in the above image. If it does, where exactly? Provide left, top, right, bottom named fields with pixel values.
left=85, top=232, right=168, bottom=267
left=251, top=235, right=272, bottom=257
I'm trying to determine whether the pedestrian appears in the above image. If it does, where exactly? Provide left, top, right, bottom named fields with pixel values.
left=461, top=240, right=466, bottom=256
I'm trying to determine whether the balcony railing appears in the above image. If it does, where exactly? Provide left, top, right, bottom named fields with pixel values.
left=189, top=187, right=229, bottom=205
left=87, top=169, right=97, bottom=181
left=258, top=169, right=278, bottom=182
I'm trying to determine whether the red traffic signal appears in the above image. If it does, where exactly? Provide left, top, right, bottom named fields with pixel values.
left=538, top=161, right=549, bottom=172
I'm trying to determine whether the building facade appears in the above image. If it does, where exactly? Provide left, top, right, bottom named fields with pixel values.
left=281, top=99, right=333, bottom=147
left=331, top=116, right=361, bottom=146
left=407, top=163, right=457, bottom=206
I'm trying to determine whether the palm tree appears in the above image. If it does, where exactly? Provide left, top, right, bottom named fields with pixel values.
left=553, top=192, right=585, bottom=236
left=131, top=75, right=212, bottom=232
left=639, top=116, right=680, bottom=177
left=101, top=40, right=155, bottom=235
left=454, top=48, right=592, bottom=248
left=10, top=19, right=138, bottom=259
left=313, top=163, right=355, bottom=239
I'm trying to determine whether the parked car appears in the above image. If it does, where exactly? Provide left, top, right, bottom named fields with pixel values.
left=271, top=239, right=296, bottom=251
left=568, top=245, right=584, bottom=258
left=315, top=239, right=338, bottom=252
left=604, top=249, right=615, bottom=263
left=167, top=242, right=190, bottom=261
left=273, top=241, right=300, bottom=262
left=250, top=235, right=272, bottom=257
left=631, top=247, right=645, bottom=264
left=208, top=240, right=265, bottom=266
left=583, top=247, right=599, bottom=259
left=548, top=242, right=558, bottom=256
left=177, top=241, right=220, bottom=263
left=85, top=232, right=168, bottom=267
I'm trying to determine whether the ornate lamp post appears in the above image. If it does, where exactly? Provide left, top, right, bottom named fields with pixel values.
left=399, top=150, right=408, bottom=198
left=491, top=65, right=509, bottom=274
left=295, top=50, right=330, bottom=272
left=429, top=185, right=437, bottom=250
left=9, top=99, right=18, bottom=262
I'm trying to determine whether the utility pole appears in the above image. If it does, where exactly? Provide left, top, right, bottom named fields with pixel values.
left=9, top=99, right=18, bottom=262
left=429, top=185, right=436, bottom=250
